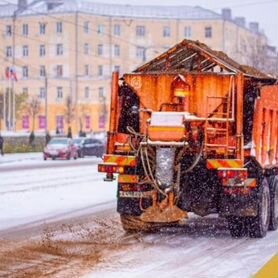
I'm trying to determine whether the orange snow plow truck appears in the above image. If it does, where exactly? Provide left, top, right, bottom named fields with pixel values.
left=98, top=39, right=278, bottom=238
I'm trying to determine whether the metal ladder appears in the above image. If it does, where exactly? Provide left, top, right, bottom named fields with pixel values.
left=204, top=78, right=234, bottom=157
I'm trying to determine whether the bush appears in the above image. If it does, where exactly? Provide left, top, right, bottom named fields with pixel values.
left=2, top=135, right=45, bottom=154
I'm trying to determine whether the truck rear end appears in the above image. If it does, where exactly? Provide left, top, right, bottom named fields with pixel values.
left=98, top=40, right=278, bottom=238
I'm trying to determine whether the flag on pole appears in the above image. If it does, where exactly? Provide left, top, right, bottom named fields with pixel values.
left=5, top=67, right=10, bottom=80
left=5, top=66, right=18, bottom=81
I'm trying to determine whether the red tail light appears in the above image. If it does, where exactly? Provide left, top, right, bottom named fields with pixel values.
left=218, top=168, right=248, bottom=186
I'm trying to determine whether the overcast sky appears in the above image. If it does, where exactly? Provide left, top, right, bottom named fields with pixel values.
left=2, top=0, right=278, bottom=48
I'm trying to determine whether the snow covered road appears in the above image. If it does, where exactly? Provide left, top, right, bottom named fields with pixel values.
left=0, top=156, right=277, bottom=278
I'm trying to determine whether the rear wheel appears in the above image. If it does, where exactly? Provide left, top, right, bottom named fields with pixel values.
left=269, top=177, right=278, bottom=231
left=248, top=178, right=270, bottom=238
left=227, top=216, right=247, bottom=238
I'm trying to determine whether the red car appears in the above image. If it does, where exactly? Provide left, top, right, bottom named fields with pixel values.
left=43, top=138, right=78, bottom=160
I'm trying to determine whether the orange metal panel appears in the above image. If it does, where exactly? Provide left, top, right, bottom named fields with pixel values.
left=103, top=155, right=137, bottom=167
left=236, top=74, right=244, bottom=160
left=262, top=109, right=270, bottom=165
left=276, top=111, right=278, bottom=164
left=269, top=110, right=276, bottom=165
left=124, top=73, right=232, bottom=134
left=207, top=159, right=243, bottom=169
left=253, top=99, right=263, bottom=164
left=107, top=71, right=119, bottom=154
left=252, top=85, right=278, bottom=168
left=148, top=126, right=185, bottom=141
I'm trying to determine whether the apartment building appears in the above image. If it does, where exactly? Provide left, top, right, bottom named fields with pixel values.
left=0, top=0, right=276, bottom=134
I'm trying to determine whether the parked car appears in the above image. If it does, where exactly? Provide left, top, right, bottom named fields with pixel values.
left=72, top=137, right=105, bottom=157
left=43, top=138, right=78, bottom=160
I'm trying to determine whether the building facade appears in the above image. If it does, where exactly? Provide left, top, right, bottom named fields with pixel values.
left=0, top=0, right=276, bottom=134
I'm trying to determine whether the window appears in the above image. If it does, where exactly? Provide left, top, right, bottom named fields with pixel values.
left=136, top=25, right=145, bottom=37
left=114, top=24, right=121, bottom=36
left=22, top=66, right=28, bottom=78
left=84, top=43, right=89, bottom=55
left=40, top=65, right=46, bottom=77
left=163, top=26, right=171, bottom=37
left=38, top=115, right=46, bottom=129
left=39, top=23, right=46, bottom=35
left=56, top=115, right=64, bottom=129
left=114, top=65, right=120, bottom=72
left=97, top=24, right=104, bottom=34
left=56, top=43, right=63, bottom=55
left=184, top=26, right=192, bottom=38
left=99, top=115, right=105, bottom=129
left=84, top=21, right=89, bottom=33
left=22, top=87, right=28, bottom=95
left=22, top=45, right=29, bottom=57
left=136, top=46, right=145, bottom=61
left=98, top=65, right=103, bottom=76
left=114, top=44, right=120, bottom=57
left=56, top=65, right=63, bottom=77
left=39, top=87, right=46, bottom=99
left=22, top=115, right=29, bottom=129
left=84, top=64, right=89, bottom=76
left=97, top=44, right=103, bottom=56
left=57, top=87, right=63, bottom=99
left=84, top=86, right=90, bottom=98
left=6, top=25, right=12, bottom=36
left=39, top=45, right=46, bottom=56
left=22, top=24, right=28, bottom=36
left=56, top=22, right=63, bottom=33
left=85, top=115, right=91, bottom=129
left=98, top=87, right=104, bottom=99
left=6, top=46, right=12, bottom=57
left=205, top=26, right=212, bottom=38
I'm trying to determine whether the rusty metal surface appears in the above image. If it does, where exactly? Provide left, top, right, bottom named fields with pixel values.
left=134, top=39, right=275, bottom=80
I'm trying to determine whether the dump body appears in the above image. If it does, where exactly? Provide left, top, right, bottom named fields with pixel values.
left=252, top=85, right=278, bottom=167
left=99, top=39, right=278, bottom=238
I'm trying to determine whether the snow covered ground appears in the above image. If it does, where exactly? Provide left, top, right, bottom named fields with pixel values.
left=0, top=153, right=277, bottom=278
left=0, top=161, right=117, bottom=231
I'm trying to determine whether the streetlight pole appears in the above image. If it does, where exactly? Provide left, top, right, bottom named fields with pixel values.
left=45, top=74, right=48, bottom=133
left=12, top=11, right=16, bottom=131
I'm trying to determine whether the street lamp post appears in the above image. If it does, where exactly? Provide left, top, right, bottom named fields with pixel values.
left=45, top=74, right=48, bottom=133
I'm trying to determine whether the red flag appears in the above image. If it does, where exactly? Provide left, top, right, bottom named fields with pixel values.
left=5, top=67, right=10, bottom=80
left=10, top=67, right=17, bottom=81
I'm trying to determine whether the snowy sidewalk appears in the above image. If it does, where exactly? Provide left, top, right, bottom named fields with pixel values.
left=0, top=152, right=42, bottom=166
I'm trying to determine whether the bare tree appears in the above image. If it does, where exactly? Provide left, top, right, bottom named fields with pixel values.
left=16, top=92, right=28, bottom=120
left=78, top=103, right=91, bottom=133
left=64, top=95, right=75, bottom=129
left=26, top=96, right=41, bottom=132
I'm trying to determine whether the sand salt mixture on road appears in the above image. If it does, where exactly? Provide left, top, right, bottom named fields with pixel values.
left=0, top=212, right=127, bottom=278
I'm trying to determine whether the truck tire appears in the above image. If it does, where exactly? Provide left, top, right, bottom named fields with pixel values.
left=227, top=216, right=247, bottom=238
left=248, top=178, right=270, bottom=238
left=120, top=215, right=161, bottom=233
left=269, top=177, right=278, bottom=231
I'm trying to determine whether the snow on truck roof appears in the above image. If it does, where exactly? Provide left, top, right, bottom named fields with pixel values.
left=134, top=39, right=275, bottom=80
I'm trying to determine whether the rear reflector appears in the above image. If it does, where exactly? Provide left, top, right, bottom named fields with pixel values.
left=118, top=175, right=139, bottom=184
left=98, top=163, right=125, bottom=174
